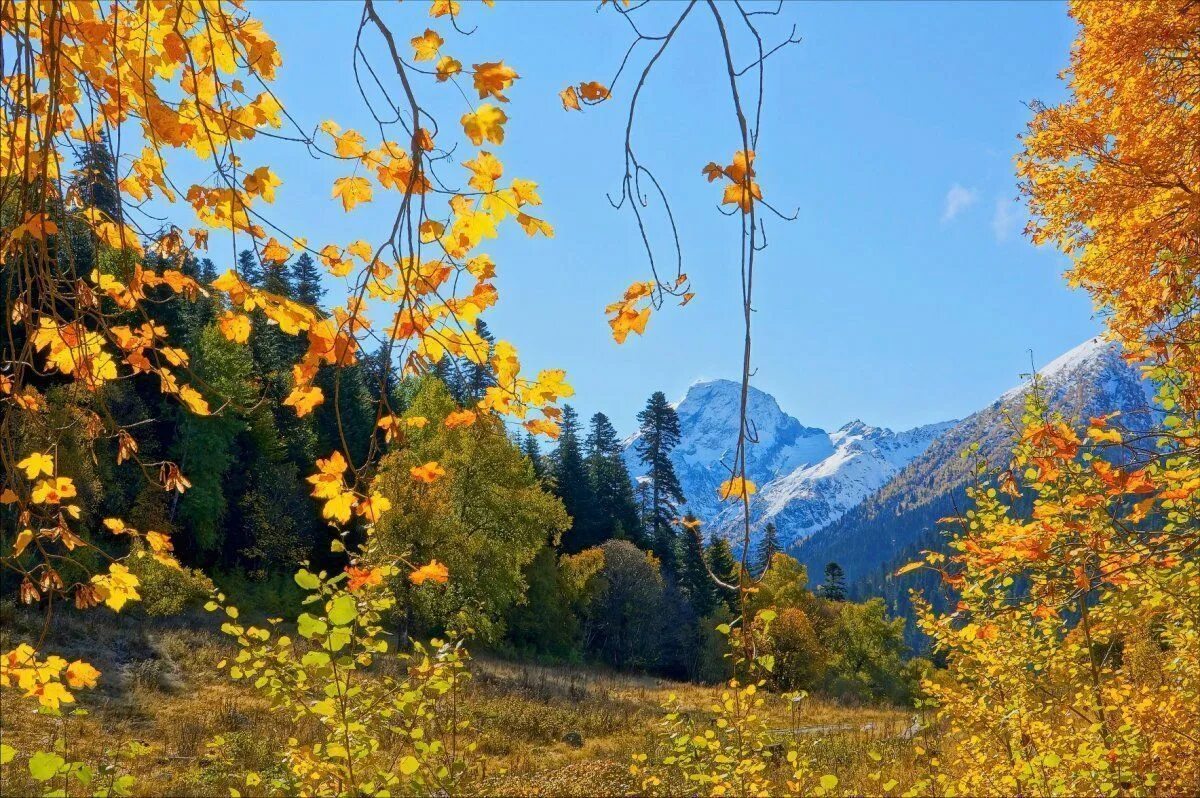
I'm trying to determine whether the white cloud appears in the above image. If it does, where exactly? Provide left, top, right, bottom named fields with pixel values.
left=941, top=184, right=978, bottom=223
left=991, top=196, right=1021, bottom=243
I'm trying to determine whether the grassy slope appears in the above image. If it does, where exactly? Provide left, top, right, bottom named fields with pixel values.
left=0, top=607, right=927, bottom=796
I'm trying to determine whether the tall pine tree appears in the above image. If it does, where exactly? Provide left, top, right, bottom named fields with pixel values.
left=73, top=132, right=120, bottom=217
left=290, top=252, right=325, bottom=306
left=462, top=319, right=496, bottom=403
left=550, top=405, right=597, bottom=553
left=822, top=561, right=847, bottom=601
left=755, top=522, right=781, bottom=576
left=635, top=391, right=686, bottom=571
left=677, top=515, right=716, bottom=617
left=706, top=532, right=739, bottom=614
left=521, top=432, right=545, bottom=480
left=585, top=412, right=643, bottom=546
left=237, top=248, right=264, bottom=288
left=364, top=346, right=399, bottom=404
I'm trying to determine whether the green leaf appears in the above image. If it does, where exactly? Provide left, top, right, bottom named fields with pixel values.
left=29, top=751, right=65, bottom=781
left=71, top=763, right=94, bottom=786
left=327, top=594, right=357, bottom=626
left=327, top=627, right=352, bottom=652
left=758, top=609, right=777, bottom=623
left=112, top=775, right=136, bottom=797
left=297, top=613, right=328, bottom=639
left=399, top=755, right=420, bottom=775
left=0, top=744, right=15, bottom=765
left=294, top=569, right=321, bottom=590
left=819, top=774, right=838, bottom=790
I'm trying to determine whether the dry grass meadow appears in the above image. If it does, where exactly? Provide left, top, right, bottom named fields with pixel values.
left=0, top=602, right=929, bottom=796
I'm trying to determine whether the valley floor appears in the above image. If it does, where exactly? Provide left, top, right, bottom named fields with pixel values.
left=0, top=608, right=925, bottom=796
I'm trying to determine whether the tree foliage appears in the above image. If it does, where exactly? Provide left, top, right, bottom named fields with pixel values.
left=372, top=380, right=569, bottom=642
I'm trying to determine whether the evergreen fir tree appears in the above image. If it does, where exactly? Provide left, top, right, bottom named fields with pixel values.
left=706, top=532, right=739, bottom=614
left=314, top=362, right=376, bottom=467
left=364, top=346, right=398, bottom=403
left=521, top=433, right=544, bottom=480
left=261, top=256, right=292, bottom=295
left=198, top=257, right=218, bottom=284
left=822, top=561, right=847, bottom=601
left=755, top=522, right=781, bottom=576
left=290, top=252, right=325, bottom=306
left=237, top=248, right=264, bottom=288
left=677, top=514, right=716, bottom=617
left=431, top=357, right=466, bottom=405
left=634, top=479, right=652, bottom=528
left=462, top=319, right=496, bottom=403
left=73, top=132, right=120, bottom=217
left=635, top=391, right=686, bottom=570
left=550, top=405, right=598, bottom=553
left=657, top=580, right=699, bottom=680
left=585, top=412, right=643, bottom=546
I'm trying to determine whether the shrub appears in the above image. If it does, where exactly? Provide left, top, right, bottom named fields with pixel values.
left=127, top=549, right=215, bottom=617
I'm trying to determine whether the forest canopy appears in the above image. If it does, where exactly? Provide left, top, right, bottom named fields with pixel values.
left=1, top=1, right=1198, bottom=796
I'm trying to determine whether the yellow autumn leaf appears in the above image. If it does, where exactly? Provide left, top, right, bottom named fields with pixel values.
left=409, top=559, right=449, bottom=585
left=12, top=529, right=34, bottom=557
left=411, top=28, right=443, bottom=61
left=65, top=660, right=100, bottom=689
left=461, top=104, right=507, bottom=146
left=410, top=461, right=446, bottom=483
left=16, top=451, right=54, bottom=479
left=322, top=491, right=357, bottom=524
left=283, top=385, right=324, bottom=417
left=717, top=476, right=757, bottom=501
left=31, top=476, right=76, bottom=504
left=472, top=61, right=519, bottom=102
left=435, top=55, right=462, bottom=81
left=559, top=85, right=581, bottom=111
left=333, top=128, right=366, bottom=158
left=242, top=166, right=281, bottom=203
left=91, top=563, right=141, bottom=612
left=332, top=176, right=373, bottom=211
left=218, top=311, right=251, bottom=344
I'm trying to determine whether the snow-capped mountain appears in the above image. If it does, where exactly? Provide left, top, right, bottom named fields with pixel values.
left=796, top=335, right=1156, bottom=585
left=710, top=419, right=956, bottom=546
left=626, top=337, right=1154, bottom=562
left=622, top=379, right=955, bottom=549
left=623, top=380, right=833, bottom=525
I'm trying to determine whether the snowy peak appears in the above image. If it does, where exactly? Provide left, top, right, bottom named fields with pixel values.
left=672, top=379, right=828, bottom=470
left=624, top=381, right=955, bottom=548
left=795, top=336, right=1155, bottom=588
left=625, top=336, right=1144, bottom=558
left=711, top=417, right=955, bottom=548
left=999, top=336, right=1153, bottom=408
left=625, top=379, right=835, bottom=524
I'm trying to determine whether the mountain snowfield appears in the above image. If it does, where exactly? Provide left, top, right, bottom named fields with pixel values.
left=624, top=336, right=1153, bottom=556
left=622, top=379, right=958, bottom=550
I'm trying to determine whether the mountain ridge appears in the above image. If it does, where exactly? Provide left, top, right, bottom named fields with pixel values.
left=624, top=337, right=1154, bottom=571
left=796, top=335, right=1156, bottom=587
left=622, top=379, right=956, bottom=550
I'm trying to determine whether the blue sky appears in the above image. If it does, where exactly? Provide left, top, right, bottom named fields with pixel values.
left=231, top=0, right=1096, bottom=436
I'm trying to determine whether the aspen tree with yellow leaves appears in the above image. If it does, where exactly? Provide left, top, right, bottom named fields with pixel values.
left=1, top=0, right=1198, bottom=796
left=0, top=0, right=789, bottom=791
